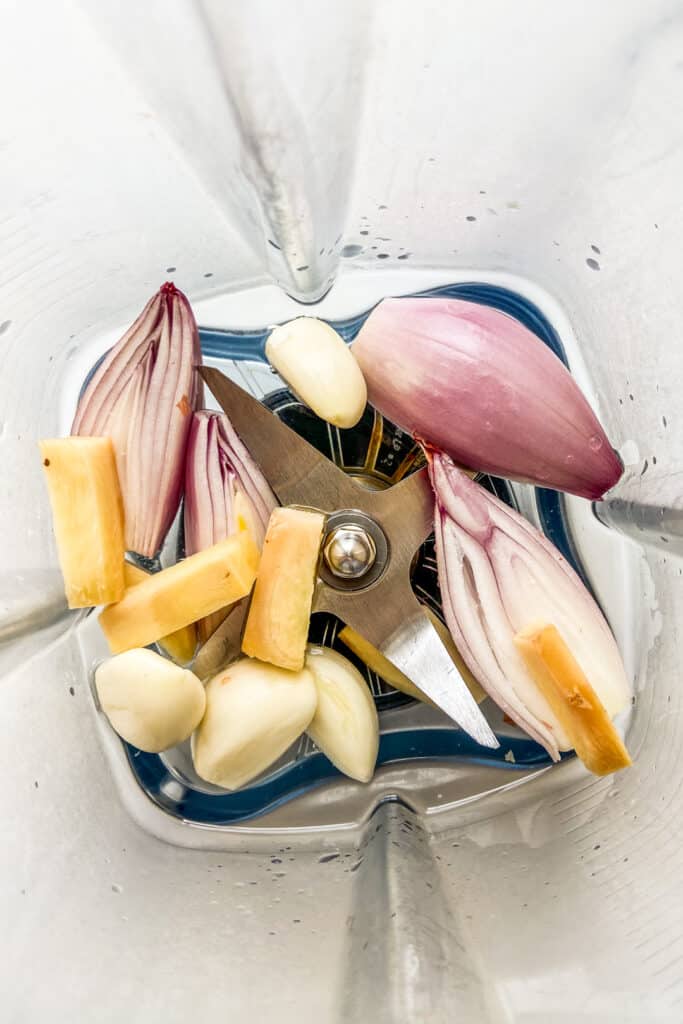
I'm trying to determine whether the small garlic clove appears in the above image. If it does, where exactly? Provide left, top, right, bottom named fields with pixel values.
left=265, top=317, right=367, bottom=429
left=305, top=646, right=379, bottom=783
left=192, top=657, right=317, bottom=790
left=95, top=648, right=206, bottom=753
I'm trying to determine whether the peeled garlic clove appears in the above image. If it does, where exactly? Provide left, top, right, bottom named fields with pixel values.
left=265, top=317, right=367, bottom=429
left=305, top=646, right=379, bottom=783
left=192, top=657, right=317, bottom=790
left=95, top=648, right=205, bottom=753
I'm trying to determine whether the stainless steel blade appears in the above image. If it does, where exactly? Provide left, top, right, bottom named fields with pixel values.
left=202, top=366, right=496, bottom=748
left=370, top=467, right=435, bottom=556
left=200, top=366, right=360, bottom=508
left=380, top=605, right=499, bottom=749
left=316, top=582, right=498, bottom=748
left=193, top=602, right=248, bottom=681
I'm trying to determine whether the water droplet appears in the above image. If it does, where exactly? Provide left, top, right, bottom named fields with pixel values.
left=565, top=454, right=575, bottom=465
left=588, top=434, right=603, bottom=452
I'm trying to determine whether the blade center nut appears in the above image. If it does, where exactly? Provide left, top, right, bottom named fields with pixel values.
left=323, top=524, right=377, bottom=579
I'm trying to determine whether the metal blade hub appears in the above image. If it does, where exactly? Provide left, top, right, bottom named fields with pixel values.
left=319, top=510, right=388, bottom=592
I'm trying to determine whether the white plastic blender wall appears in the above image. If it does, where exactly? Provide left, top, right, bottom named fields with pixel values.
left=1, top=1, right=682, bottom=1021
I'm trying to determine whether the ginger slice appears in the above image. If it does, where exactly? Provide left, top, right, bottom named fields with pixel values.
left=123, top=563, right=197, bottom=663
left=100, top=532, right=258, bottom=654
left=40, top=436, right=125, bottom=608
left=241, top=507, right=325, bottom=671
left=514, top=622, right=631, bottom=776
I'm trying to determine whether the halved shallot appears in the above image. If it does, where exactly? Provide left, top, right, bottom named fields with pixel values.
left=72, top=283, right=202, bottom=557
left=429, top=451, right=631, bottom=764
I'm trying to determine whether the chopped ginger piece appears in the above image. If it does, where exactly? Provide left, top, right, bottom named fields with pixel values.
left=100, top=532, right=259, bottom=654
left=242, top=507, right=325, bottom=671
left=40, top=436, right=125, bottom=608
left=514, top=622, right=631, bottom=776
left=123, top=563, right=197, bottom=663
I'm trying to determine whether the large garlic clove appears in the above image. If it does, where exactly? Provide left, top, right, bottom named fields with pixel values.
left=305, top=646, right=379, bottom=783
left=192, top=657, right=317, bottom=790
left=265, top=317, right=367, bottom=429
left=95, top=648, right=205, bottom=753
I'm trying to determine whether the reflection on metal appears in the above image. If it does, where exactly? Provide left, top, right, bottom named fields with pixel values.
left=593, top=498, right=683, bottom=556
left=323, top=517, right=381, bottom=583
left=341, top=803, right=491, bottom=1022
left=197, top=0, right=373, bottom=302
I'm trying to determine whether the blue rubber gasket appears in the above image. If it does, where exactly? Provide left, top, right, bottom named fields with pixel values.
left=130, top=729, right=553, bottom=825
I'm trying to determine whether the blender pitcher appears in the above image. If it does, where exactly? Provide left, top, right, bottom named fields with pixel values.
left=1, top=1, right=682, bottom=1021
